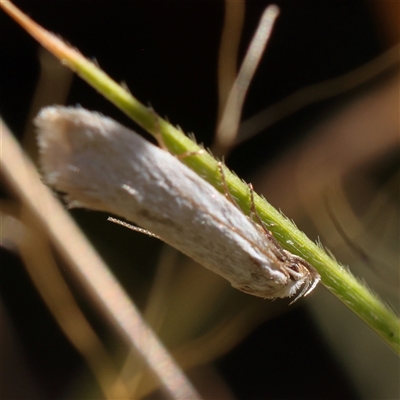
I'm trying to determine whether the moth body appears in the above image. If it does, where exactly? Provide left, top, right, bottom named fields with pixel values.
left=36, top=106, right=319, bottom=300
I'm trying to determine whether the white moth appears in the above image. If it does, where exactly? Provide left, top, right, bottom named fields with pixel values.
left=35, top=106, right=320, bottom=301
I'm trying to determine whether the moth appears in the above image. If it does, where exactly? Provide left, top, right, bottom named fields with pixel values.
left=36, top=106, right=320, bottom=302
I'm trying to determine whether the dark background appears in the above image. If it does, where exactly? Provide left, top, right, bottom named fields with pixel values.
left=1, top=1, right=396, bottom=399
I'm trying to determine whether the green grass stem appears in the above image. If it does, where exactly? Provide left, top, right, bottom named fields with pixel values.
left=2, top=0, right=398, bottom=354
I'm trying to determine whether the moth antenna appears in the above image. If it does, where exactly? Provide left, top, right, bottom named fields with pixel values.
left=107, top=217, right=161, bottom=239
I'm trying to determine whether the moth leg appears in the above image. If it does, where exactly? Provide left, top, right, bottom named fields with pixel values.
left=286, top=252, right=320, bottom=294
left=283, top=251, right=321, bottom=303
left=217, top=161, right=240, bottom=207
left=148, top=105, right=168, bottom=151
left=248, top=183, right=286, bottom=260
left=176, top=149, right=205, bottom=160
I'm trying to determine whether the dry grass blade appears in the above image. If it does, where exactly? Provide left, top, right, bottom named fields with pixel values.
left=0, top=120, right=201, bottom=399
left=214, top=5, right=280, bottom=156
